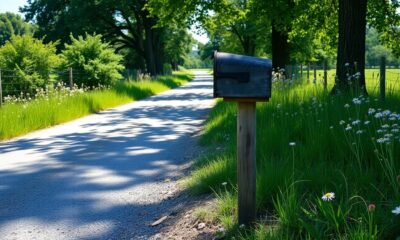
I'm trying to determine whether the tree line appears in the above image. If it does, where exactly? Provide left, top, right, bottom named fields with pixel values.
left=2, top=0, right=400, bottom=94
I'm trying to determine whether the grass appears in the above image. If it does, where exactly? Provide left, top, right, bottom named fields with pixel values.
left=0, top=71, right=192, bottom=140
left=186, top=71, right=400, bottom=239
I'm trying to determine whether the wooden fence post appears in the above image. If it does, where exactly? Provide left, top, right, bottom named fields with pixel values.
left=0, top=69, right=2, bottom=106
left=380, top=56, right=386, bottom=101
left=300, top=64, right=303, bottom=80
left=313, top=64, right=317, bottom=84
left=323, top=60, right=328, bottom=90
left=307, top=62, right=310, bottom=83
left=237, top=101, right=256, bottom=225
left=69, top=67, right=74, bottom=89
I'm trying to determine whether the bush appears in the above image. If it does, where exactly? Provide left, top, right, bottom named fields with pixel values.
left=61, top=34, right=124, bottom=87
left=0, top=35, right=59, bottom=96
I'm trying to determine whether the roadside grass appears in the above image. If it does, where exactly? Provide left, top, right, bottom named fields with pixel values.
left=0, top=71, right=192, bottom=140
left=186, top=76, right=400, bottom=238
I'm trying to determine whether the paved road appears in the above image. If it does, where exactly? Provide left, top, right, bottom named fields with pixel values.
left=0, top=71, right=214, bottom=240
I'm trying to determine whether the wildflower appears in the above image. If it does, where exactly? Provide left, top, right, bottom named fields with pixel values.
left=345, top=125, right=352, bottom=131
left=239, top=224, right=245, bottom=229
left=356, top=130, right=363, bottom=135
left=322, top=192, right=335, bottom=201
left=344, top=104, right=350, bottom=108
left=330, top=126, right=334, bottom=129
left=368, top=204, right=376, bottom=212
left=374, top=113, right=383, bottom=119
left=352, top=120, right=361, bottom=125
left=392, top=206, right=400, bottom=215
left=377, top=129, right=385, bottom=134
left=382, top=124, right=390, bottom=129
left=352, top=98, right=362, bottom=105
left=345, top=62, right=350, bottom=67
left=340, top=120, right=346, bottom=125
left=391, top=129, right=399, bottom=133
left=289, top=142, right=296, bottom=146
left=222, top=182, right=227, bottom=186
left=384, top=133, right=393, bottom=138
left=368, top=108, right=376, bottom=115
left=383, top=110, right=391, bottom=116
left=377, top=138, right=390, bottom=144
left=364, top=121, right=370, bottom=125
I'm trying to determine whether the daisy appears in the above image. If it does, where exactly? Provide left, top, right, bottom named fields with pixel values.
left=322, top=192, right=335, bottom=201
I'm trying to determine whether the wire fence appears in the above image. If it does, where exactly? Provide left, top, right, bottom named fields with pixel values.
left=275, top=58, right=399, bottom=99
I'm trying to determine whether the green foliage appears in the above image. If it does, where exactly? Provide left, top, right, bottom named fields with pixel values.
left=0, top=71, right=192, bottom=140
left=61, top=34, right=124, bottom=87
left=0, top=35, right=59, bottom=96
left=0, top=12, right=34, bottom=46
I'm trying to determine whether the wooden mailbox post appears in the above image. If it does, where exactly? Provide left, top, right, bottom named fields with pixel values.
left=213, top=51, right=272, bottom=225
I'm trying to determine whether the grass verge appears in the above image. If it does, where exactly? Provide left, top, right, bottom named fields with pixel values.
left=0, top=71, right=192, bottom=141
left=186, top=80, right=400, bottom=239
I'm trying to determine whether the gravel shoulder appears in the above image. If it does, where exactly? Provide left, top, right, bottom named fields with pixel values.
left=0, top=71, right=214, bottom=240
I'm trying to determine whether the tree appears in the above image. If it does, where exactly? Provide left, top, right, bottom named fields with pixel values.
left=22, top=0, right=190, bottom=76
left=0, top=12, right=34, bottom=46
left=0, top=35, right=59, bottom=95
left=60, top=34, right=124, bottom=87
left=332, top=0, right=367, bottom=94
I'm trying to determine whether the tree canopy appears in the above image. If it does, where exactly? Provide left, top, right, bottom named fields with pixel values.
left=0, top=12, right=35, bottom=46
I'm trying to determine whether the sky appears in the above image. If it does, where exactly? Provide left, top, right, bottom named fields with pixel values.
left=0, top=0, right=209, bottom=44
left=0, top=0, right=27, bottom=14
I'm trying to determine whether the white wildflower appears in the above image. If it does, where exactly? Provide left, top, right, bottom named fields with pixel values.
left=352, top=98, right=362, bottom=105
left=322, top=192, right=335, bottom=201
left=368, top=108, right=376, bottom=115
left=392, top=206, right=400, bottom=215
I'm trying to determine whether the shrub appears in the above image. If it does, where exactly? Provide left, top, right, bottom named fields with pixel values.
left=61, top=34, right=124, bottom=87
left=0, top=35, right=59, bottom=96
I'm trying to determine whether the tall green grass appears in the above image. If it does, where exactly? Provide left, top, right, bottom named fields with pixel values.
left=187, top=80, right=400, bottom=239
left=0, top=71, right=192, bottom=140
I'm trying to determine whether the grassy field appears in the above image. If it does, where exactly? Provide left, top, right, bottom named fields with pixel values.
left=186, top=71, right=400, bottom=239
left=0, top=71, right=192, bottom=141
left=308, top=68, right=400, bottom=94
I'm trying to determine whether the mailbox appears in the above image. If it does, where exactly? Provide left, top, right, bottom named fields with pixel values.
left=213, top=51, right=272, bottom=101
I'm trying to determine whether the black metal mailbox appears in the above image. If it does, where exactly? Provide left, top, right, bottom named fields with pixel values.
left=213, top=51, right=272, bottom=100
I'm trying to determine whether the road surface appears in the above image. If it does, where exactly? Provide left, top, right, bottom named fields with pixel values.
left=0, top=71, right=214, bottom=239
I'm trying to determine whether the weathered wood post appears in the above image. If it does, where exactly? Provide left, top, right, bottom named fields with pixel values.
left=69, top=67, right=74, bottom=89
left=323, top=59, right=328, bottom=90
left=213, top=51, right=272, bottom=226
left=0, top=69, right=2, bottom=106
left=380, top=56, right=386, bottom=101
left=237, top=101, right=256, bottom=224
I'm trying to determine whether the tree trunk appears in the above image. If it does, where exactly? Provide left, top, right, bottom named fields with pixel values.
left=272, top=24, right=290, bottom=71
left=144, top=26, right=157, bottom=76
left=332, top=0, right=367, bottom=94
